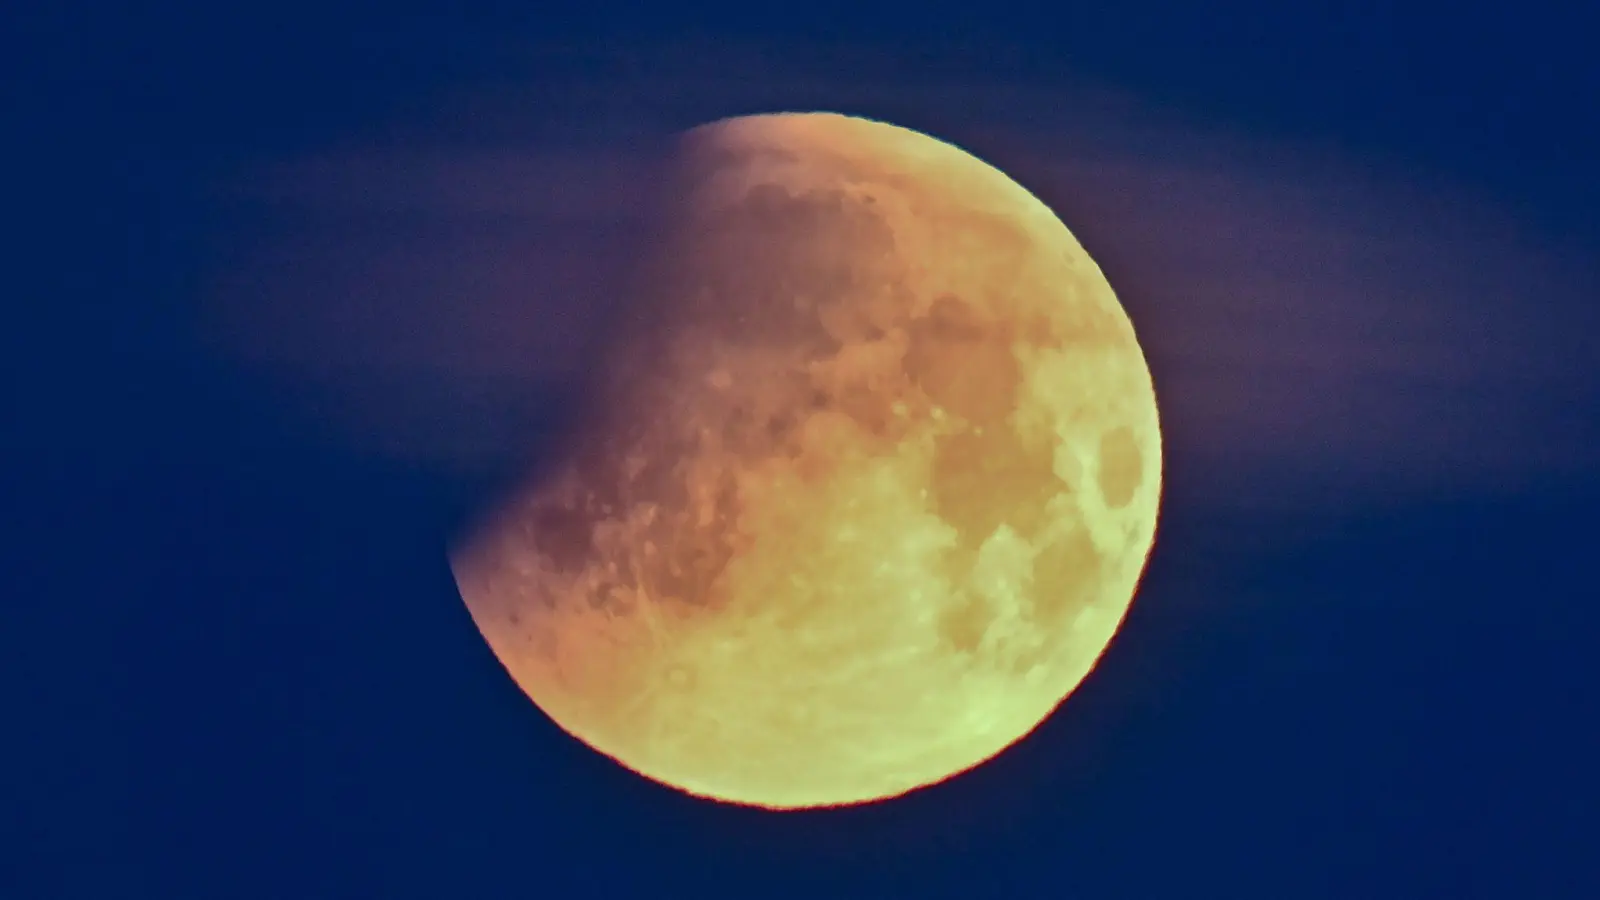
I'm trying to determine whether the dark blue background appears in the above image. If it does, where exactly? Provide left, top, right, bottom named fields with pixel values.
left=9, top=3, right=1598, bottom=897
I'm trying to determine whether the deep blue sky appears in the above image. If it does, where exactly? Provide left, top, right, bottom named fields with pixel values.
left=9, top=3, right=1599, bottom=898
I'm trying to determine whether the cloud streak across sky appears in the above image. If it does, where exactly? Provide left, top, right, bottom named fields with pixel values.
left=204, top=42, right=1599, bottom=515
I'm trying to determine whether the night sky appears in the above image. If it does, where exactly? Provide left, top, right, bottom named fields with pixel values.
left=10, top=3, right=1599, bottom=897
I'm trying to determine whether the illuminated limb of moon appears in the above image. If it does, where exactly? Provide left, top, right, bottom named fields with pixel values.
left=451, top=113, right=1162, bottom=809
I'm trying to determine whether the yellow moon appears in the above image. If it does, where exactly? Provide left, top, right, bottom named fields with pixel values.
left=451, top=112, right=1162, bottom=809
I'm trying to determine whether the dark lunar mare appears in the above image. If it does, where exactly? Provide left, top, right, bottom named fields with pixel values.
left=508, top=165, right=1126, bottom=653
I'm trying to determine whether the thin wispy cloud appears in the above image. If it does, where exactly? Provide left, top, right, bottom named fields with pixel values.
left=205, top=42, right=1599, bottom=510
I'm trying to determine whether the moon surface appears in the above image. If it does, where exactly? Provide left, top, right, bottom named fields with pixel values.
left=451, top=112, right=1162, bottom=809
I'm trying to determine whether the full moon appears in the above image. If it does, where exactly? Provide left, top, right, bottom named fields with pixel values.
left=451, top=112, right=1162, bottom=809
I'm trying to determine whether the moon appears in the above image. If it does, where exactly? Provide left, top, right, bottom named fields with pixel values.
left=450, top=112, right=1162, bottom=809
